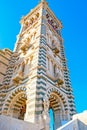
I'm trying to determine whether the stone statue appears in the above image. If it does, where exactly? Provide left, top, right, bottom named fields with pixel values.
left=41, top=0, right=46, bottom=2
left=42, top=96, right=50, bottom=130
left=43, top=96, right=49, bottom=113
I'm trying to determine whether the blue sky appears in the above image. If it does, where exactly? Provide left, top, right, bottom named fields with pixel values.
left=0, top=0, right=87, bottom=113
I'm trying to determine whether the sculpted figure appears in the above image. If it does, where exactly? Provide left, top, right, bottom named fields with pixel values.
left=43, top=96, right=49, bottom=113
left=42, top=96, right=50, bottom=130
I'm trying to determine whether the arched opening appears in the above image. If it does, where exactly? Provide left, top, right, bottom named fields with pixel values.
left=6, top=92, right=27, bottom=121
left=49, top=92, right=62, bottom=129
left=45, top=91, right=69, bottom=130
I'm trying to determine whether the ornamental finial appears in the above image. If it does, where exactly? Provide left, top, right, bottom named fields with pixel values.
left=41, top=0, right=46, bottom=2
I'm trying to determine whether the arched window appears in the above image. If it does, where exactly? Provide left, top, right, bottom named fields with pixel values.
left=52, top=40, right=54, bottom=46
left=36, top=13, right=39, bottom=18
left=31, top=17, right=34, bottom=24
left=33, top=32, right=36, bottom=40
left=54, top=64, right=56, bottom=74
left=22, top=62, right=25, bottom=75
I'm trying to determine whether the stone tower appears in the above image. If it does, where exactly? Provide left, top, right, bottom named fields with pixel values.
left=0, top=0, right=76, bottom=129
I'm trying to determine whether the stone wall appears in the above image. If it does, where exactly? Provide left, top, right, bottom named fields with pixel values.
left=57, top=111, right=87, bottom=130
left=0, top=49, right=12, bottom=84
left=0, top=115, right=39, bottom=130
left=73, top=111, right=87, bottom=130
left=57, top=119, right=79, bottom=130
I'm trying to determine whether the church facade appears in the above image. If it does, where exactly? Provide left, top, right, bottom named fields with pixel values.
left=0, top=0, right=76, bottom=129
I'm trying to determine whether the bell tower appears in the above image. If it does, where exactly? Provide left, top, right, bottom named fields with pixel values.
left=0, top=0, right=76, bottom=130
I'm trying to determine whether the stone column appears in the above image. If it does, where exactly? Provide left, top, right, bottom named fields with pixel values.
left=42, top=97, right=50, bottom=130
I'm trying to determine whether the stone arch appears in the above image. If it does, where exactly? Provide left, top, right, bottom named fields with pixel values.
left=43, top=87, right=69, bottom=129
left=2, top=86, right=27, bottom=120
left=45, top=87, right=68, bottom=107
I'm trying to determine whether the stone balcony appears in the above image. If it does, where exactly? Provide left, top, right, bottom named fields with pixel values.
left=20, top=42, right=29, bottom=53
left=12, top=72, right=23, bottom=84
left=52, top=44, right=60, bottom=54
left=54, top=73, right=64, bottom=85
